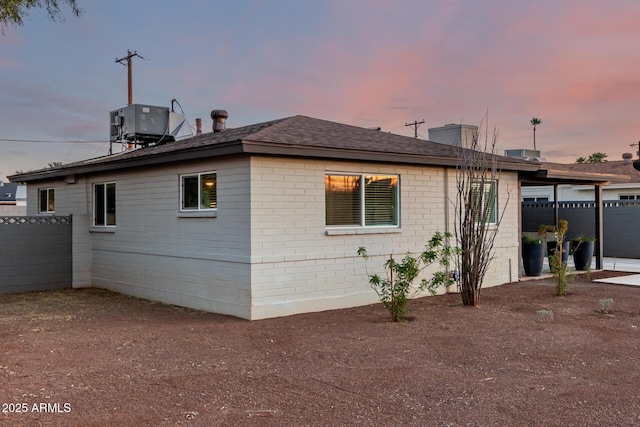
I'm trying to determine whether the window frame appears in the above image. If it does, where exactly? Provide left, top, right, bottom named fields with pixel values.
left=472, top=179, right=498, bottom=225
left=38, top=188, right=55, bottom=213
left=93, top=182, right=116, bottom=227
left=324, top=172, right=400, bottom=228
left=180, top=171, right=217, bottom=212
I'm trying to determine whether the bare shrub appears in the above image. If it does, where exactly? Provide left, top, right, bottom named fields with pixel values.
left=535, top=309, right=554, bottom=324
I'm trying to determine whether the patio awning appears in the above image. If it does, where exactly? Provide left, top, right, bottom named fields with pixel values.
left=520, top=163, right=629, bottom=186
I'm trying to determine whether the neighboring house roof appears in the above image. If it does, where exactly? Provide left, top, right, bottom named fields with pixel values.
left=520, top=161, right=630, bottom=186
left=0, top=182, right=18, bottom=202
left=539, top=161, right=639, bottom=184
left=9, top=115, right=541, bottom=183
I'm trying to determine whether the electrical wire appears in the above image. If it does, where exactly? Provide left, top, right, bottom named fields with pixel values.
left=0, top=138, right=107, bottom=143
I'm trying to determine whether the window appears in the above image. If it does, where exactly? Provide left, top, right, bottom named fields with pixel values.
left=325, top=173, right=399, bottom=227
left=94, top=183, right=116, bottom=226
left=181, top=172, right=217, bottom=210
left=471, top=180, right=497, bottom=224
left=620, top=194, right=639, bottom=200
left=39, top=188, right=55, bottom=213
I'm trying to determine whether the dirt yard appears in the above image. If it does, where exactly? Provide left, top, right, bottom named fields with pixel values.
left=1, top=271, right=640, bottom=426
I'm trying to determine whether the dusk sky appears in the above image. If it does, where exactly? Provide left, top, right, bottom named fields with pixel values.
left=2, top=0, right=640, bottom=181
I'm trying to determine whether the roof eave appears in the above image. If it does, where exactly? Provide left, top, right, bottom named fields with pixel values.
left=241, top=141, right=542, bottom=171
left=9, top=141, right=246, bottom=183
left=521, top=168, right=628, bottom=186
left=9, top=138, right=541, bottom=183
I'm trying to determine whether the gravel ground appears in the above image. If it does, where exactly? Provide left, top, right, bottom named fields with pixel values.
left=1, top=270, right=639, bottom=426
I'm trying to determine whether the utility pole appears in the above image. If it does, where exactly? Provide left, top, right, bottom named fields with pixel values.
left=405, top=119, right=425, bottom=139
left=115, top=50, right=144, bottom=105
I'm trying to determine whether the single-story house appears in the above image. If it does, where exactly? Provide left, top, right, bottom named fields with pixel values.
left=8, top=114, right=611, bottom=319
left=0, top=182, right=26, bottom=216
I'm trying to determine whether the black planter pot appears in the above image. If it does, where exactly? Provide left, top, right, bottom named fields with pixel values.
left=547, top=241, right=570, bottom=265
left=523, top=242, right=544, bottom=276
left=572, top=240, right=595, bottom=271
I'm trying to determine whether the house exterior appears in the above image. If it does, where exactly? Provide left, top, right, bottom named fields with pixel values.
left=10, top=115, right=551, bottom=320
left=0, top=182, right=26, bottom=216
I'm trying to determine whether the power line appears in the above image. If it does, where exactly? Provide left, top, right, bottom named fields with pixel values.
left=64, top=64, right=127, bottom=162
left=0, top=138, right=106, bottom=143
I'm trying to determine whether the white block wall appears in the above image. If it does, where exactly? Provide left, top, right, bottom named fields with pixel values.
left=27, top=158, right=253, bottom=319
left=249, top=157, right=521, bottom=319
left=0, top=205, right=26, bottom=215
left=24, top=155, right=522, bottom=320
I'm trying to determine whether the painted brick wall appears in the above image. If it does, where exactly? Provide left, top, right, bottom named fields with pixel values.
left=21, top=154, right=521, bottom=320
left=25, top=157, right=253, bottom=318
left=0, top=205, right=26, bottom=216
left=249, top=157, right=521, bottom=319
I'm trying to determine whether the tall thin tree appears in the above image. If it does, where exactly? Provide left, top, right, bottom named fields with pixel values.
left=530, top=117, right=542, bottom=151
left=454, top=114, right=511, bottom=306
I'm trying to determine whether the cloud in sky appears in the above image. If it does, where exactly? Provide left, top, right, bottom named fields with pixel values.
left=2, top=0, right=640, bottom=180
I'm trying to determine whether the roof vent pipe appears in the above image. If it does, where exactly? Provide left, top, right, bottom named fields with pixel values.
left=195, top=118, right=202, bottom=136
left=623, top=152, right=633, bottom=164
left=211, top=110, right=229, bottom=133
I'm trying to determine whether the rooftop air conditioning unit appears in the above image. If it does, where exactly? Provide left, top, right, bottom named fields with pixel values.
left=110, top=104, right=172, bottom=145
left=504, top=149, right=541, bottom=159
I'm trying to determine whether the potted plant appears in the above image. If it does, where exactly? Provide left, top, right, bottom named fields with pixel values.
left=572, top=236, right=596, bottom=271
left=522, top=235, right=544, bottom=276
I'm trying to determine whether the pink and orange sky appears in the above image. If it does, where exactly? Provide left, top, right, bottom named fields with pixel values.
left=2, top=0, right=640, bottom=181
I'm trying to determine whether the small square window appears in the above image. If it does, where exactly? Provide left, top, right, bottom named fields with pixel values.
left=181, top=172, right=217, bottom=211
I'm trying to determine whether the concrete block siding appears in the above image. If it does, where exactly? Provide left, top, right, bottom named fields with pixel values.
left=27, top=157, right=253, bottom=319
left=250, top=157, right=520, bottom=319
left=23, top=155, right=521, bottom=320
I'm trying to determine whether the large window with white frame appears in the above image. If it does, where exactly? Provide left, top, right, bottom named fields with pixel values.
left=38, top=188, right=55, bottom=213
left=325, top=173, right=399, bottom=227
left=181, top=172, right=217, bottom=211
left=94, top=182, right=116, bottom=226
left=471, top=180, right=497, bottom=224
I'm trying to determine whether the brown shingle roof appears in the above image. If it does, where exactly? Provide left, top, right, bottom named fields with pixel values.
left=541, top=161, right=640, bottom=184
left=10, top=115, right=539, bottom=182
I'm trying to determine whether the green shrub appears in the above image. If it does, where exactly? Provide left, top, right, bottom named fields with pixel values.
left=540, top=220, right=569, bottom=296
left=358, top=231, right=457, bottom=322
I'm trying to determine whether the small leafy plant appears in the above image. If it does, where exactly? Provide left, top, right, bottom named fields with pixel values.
left=357, top=231, right=457, bottom=322
left=539, top=220, right=569, bottom=296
